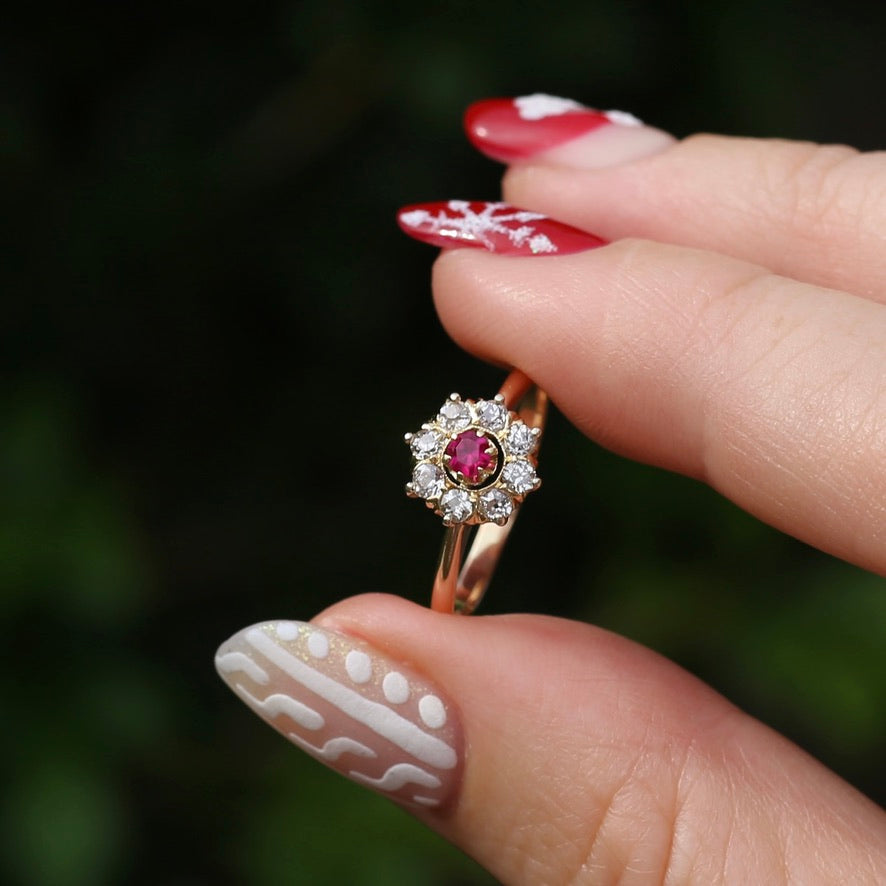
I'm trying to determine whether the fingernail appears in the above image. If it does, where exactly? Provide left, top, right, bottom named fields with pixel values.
left=396, top=200, right=607, bottom=255
left=215, top=620, right=462, bottom=811
left=465, top=94, right=673, bottom=167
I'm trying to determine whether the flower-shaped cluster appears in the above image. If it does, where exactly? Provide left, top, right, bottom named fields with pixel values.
left=405, top=392, right=541, bottom=526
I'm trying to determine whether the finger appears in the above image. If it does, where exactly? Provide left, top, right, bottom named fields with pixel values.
left=430, top=240, right=886, bottom=575
left=465, top=96, right=886, bottom=300
left=215, top=595, right=886, bottom=885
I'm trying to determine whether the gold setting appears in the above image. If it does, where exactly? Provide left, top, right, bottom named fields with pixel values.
left=405, top=392, right=541, bottom=527
left=404, top=371, right=548, bottom=614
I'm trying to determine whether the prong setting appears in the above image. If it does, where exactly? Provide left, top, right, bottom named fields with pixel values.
left=404, top=391, right=541, bottom=525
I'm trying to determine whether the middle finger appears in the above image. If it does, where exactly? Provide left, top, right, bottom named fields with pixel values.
left=501, top=130, right=886, bottom=302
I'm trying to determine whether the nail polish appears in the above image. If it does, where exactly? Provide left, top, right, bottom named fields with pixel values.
left=465, top=93, right=643, bottom=163
left=397, top=200, right=607, bottom=256
left=215, top=620, right=462, bottom=810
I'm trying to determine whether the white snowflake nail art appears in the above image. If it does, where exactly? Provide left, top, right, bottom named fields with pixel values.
left=514, top=93, right=586, bottom=120
left=398, top=200, right=605, bottom=255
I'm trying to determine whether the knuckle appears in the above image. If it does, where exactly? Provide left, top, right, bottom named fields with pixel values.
left=565, top=725, right=719, bottom=885
left=762, top=141, right=874, bottom=235
left=678, top=134, right=886, bottom=246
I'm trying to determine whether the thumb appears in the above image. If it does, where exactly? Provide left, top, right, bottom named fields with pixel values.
left=215, top=594, right=886, bottom=884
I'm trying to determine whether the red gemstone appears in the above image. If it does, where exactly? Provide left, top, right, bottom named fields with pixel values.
left=445, top=430, right=495, bottom=483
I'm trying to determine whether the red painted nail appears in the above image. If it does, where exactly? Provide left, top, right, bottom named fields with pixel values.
left=396, top=200, right=607, bottom=256
left=465, top=94, right=642, bottom=163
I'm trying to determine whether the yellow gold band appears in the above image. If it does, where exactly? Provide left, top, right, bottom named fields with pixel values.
left=430, top=371, right=547, bottom=614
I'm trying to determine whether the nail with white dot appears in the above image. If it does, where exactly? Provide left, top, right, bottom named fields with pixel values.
left=307, top=631, right=329, bottom=659
left=345, top=650, right=372, bottom=684
left=419, top=695, right=447, bottom=729
left=383, top=671, right=410, bottom=704
left=275, top=621, right=299, bottom=641
left=215, top=618, right=461, bottom=809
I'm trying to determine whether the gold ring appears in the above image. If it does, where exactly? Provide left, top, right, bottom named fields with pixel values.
left=404, top=370, right=547, bottom=614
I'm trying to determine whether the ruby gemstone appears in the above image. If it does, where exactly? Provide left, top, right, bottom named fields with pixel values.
left=445, top=430, right=496, bottom=483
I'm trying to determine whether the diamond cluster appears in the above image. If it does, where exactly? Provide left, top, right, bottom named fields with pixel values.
left=405, top=392, right=541, bottom=526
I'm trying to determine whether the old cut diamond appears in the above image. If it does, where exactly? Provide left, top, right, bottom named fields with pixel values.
left=478, top=488, right=513, bottom=523
left=439, top=488, right=473, bottom=523
left=437, top=399, right=472, bottom=431
left=475, top=399, right=508, bottom=432
left=410, top=429, right=442, bottom=459
left=506, top=421, right=537, bottom=456
left=411, top=463, right=445, bottom=500
left=501, top=459, right=537, bottom=494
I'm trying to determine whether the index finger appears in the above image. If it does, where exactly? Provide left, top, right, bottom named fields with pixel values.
left=432, top=240, right=886, bottom=575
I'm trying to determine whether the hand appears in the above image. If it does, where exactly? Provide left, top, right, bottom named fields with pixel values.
left=216, top=97, right=886, bottom=884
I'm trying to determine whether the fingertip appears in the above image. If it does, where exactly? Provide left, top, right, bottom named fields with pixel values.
left=527, top=123, right=677, bottom=169
left=214, top=600, right=465, bottom=811
left=463, top=93, right=674, bottom=169
left=312, top=592, right=451, bottom=652
left=215, top=592, right=886, bottom=883
left=430, top=249, right=512, bottom=362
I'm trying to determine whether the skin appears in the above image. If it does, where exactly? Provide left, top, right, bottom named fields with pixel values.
left=318, top=133, right=886, bottom=884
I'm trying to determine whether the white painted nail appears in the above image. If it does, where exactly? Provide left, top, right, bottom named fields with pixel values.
left=215, top=620, right=462, bottom=810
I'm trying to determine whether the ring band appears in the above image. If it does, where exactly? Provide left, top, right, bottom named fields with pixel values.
left=404, top=370, right=548, bottom=615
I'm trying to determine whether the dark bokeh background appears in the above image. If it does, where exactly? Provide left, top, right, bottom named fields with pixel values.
left=3, top=2, right=885, bottom=884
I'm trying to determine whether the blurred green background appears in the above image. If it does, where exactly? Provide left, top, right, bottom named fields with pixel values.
left=3, top=1, right=885, bottom=884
